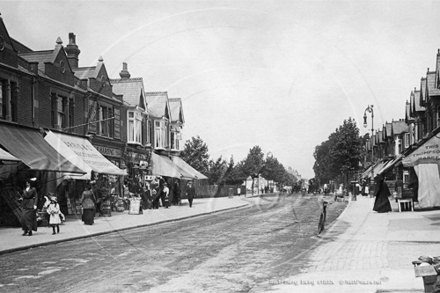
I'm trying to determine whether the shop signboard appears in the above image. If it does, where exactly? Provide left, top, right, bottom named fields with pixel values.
left=129, top=198, right=141, bottom=215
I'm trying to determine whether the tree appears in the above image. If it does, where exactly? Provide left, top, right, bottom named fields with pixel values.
left=206, top=156, right=227, bottom=185
left=180, top=136, right=210, bottom=175
left=241, top=146, right=265, bottom=193
left=313, top=117, right=364, bottom=185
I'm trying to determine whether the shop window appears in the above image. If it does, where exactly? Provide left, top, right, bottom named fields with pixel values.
left=403, top=170, right=409, bottom=189
left=128, top=110, right=142, bottom=144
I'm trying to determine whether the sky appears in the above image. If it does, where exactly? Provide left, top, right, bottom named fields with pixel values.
left=2, top=0, right=440, bottom=179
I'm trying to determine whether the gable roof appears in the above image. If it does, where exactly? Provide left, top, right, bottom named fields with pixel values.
left=169, top=98, right=184, bottom=124
left=19, top=40, right=75, bottom=77
left=427, top=71, right=440, bottom=97
left=145, top=92, right=170, bottom=119
left=384, top=122, right=392, bottom=139
left=377, top=130, right=384, bottom=144
left=392, top=120, right=408, bottom=136
left=110, top=77, right=146, bottom=109
left=414, top=90, right=425, bottom=112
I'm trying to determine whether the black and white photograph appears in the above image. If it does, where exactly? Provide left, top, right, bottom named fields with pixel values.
left=0, top=1, right=440, bottom=292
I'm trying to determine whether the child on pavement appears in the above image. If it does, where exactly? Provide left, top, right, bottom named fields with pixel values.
left=47, top=196, right=61, bottom=235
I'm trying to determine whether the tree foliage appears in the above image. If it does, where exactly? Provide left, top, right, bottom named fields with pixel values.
left=180, top=135, right=210, bottom=175
left=313, top=117, right=364, bottom=184
left=181, top=137, right=300, bottom=189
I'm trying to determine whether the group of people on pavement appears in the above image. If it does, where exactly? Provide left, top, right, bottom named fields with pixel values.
left=19, top=175, right=198, bottom=235
left=20, top=178, right=64, bottom=236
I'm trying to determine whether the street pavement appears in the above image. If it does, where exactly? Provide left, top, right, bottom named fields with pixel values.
left=1, top=193, right=439, bottom=293
left=0, top=196, right=252, bottom=255
left=271, top=195, right=440, bottom=293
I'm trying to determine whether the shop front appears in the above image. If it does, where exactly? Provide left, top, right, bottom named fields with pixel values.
left=0, top=124, right=86, bottom=226
left=44, top=131, right=127, bottom=215
left=402, top=134, right=440, bottom=208
left=124, top=146, right=151, bottom=187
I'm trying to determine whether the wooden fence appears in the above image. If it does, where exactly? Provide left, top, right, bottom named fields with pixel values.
left=182, top=183, right=245, bottom=198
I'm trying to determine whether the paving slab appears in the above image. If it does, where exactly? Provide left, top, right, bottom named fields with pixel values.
left=0, top=196, right=251, bottom=255
left=270, top=196, right=440, bottom=293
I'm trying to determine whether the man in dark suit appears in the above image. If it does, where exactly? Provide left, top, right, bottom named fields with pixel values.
left=186, top=181, right=196, bottom=208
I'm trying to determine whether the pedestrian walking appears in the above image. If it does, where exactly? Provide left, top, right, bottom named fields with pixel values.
left=151, top=177, right=161, bottom=209
left=47, top=196, right=61, bottom=235
left=186, top=181, right=196, bottom=208
left=162, top=183, right=170, bottom=208
left=80, top=184, right=96, bottom=225
left=373, top=175, right=392, bottom=213
left=173, top=180, right=181, bottom=205
left=20, top=178, right=38, bottom=236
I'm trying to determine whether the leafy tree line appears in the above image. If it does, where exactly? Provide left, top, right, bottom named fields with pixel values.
left=313, top=117, right=366, bottom=186
left=180, top=136, right=298, bottom=189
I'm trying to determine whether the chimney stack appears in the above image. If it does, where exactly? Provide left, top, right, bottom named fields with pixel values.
left=65, top=32, right=80, bottom=69
left=119, top=62, right=131, bottom=79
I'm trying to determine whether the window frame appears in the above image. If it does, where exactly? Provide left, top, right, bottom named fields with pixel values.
left=97, top=104, right=114, bottom=138
left=127, top=110, right=142, bottom=144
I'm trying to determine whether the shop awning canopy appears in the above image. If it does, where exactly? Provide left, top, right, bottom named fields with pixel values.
left=151, top=153, right=194, bottom=179
left=403, top=135, right=440, bottom=167
left=44, top=131, right=126, bottom=178
left=0, top=124, right=85, bottom=173
left=172, top=156, right=208, bottom=180
left=377, top=155, right=403, bottom=175
left=0, top=148, right=20, bottom=162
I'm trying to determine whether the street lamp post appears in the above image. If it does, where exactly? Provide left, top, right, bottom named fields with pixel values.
left=363, top=105, right=374, bottom=194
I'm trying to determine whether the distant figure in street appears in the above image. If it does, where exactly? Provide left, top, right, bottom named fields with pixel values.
left=186, top=181, right=196, bottom=208
left=20, top=179, right=38, bottom=236
left=173, top=180, right=181, bottom=205
left=80, top=184, right=96, bottom=225
left=56, top=179, right=69, bottom=216
left=151, top=177, right=161, bottom=209
left=162, top=183, right=170, bottom=208
left=373, top=175, right=392, bottom=213
left=47, top=196, right=61, bottom=235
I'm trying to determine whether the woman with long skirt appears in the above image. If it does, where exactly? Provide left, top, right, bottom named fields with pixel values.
left=20, top=179, right=38, bottom=236
left=373, top=175, right=392, bottom=213
left=80, top=184, right=96, bottom=225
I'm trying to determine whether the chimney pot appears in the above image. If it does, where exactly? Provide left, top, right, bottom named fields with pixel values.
left=69, top=33, right=76, bottom=45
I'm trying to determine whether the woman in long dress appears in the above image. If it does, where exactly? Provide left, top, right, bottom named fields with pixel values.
left=373, top=175, right=392, bottom=213
left=80, top=184, right=96, bottom=225
left=20, top=179, right=38, bottom=236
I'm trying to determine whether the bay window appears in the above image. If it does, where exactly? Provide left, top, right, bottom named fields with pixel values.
left=154, top=120, right=167, bottom=149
